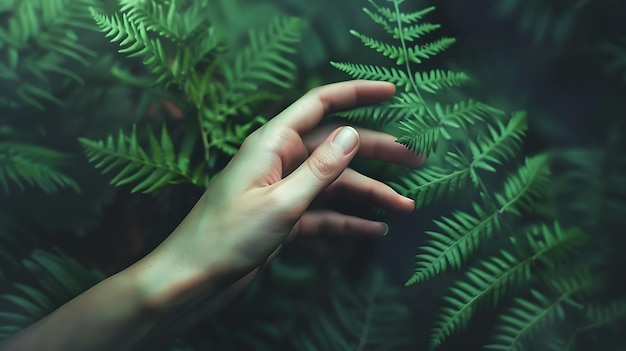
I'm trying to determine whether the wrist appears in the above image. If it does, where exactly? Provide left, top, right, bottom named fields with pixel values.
left=125, top=247, right=228, bottom=317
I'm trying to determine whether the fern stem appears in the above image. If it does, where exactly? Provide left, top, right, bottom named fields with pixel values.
left=392, top=0, right=436, bottom=121
left=461, top=145, right=561, bottom=301
left=356, top=281, right=376, bottom=351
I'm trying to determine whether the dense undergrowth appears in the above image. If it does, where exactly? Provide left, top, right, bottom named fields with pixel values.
left=0, top=0, right=624, bottom=350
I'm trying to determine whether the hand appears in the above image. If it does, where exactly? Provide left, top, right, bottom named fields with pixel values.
left=0, top=81, right=424, bottom=351
left=135, top=80, right=423, bottom=314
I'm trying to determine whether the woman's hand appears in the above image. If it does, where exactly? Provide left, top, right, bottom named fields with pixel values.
left=136, top=80, right=423, bottom=314
left=0, top=81, right=423, bottom=351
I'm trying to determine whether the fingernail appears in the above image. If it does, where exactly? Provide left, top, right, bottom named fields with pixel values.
left=332, top=126, right=359, bottom=155
left=403, top=195, right=415, bottom=204
left=382, top=223, right=389, bottom=236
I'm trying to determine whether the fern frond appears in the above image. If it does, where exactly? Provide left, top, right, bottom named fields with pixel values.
left=415, top=70, right=471, bottom=94
left=397, top=22, right=441, bottom=42
left=292, top=269, right=414, bottom=350
left=372, top=2, right=436, bottom=25
left=329, top=62, right=410, bottom=88
left=583, top=299, right=626, bottom=332
left=396, top=100, right=502, bottom=156
left=406, top=200, right=500, bottom=285
left=222, top=16, right=302, bottom=95
left=495, top=154, right=551, bottom=216
left=469, top=111, right=527, bottom=183
left=0, top=142, right=80, bottom=194
left=486, top=288, right=563, bottom=351
left=349, top=30, right=406, bottom=65
left=0, top=0, right=97, bottom=107
left=0, top=248, right=103, bottom=340
left=406, top=37, right=457, bottom=64
left=429, top=250, right=524, bottom=350
left=79, top=125, right=200, bottom=193
left=90, top=8, right=172, bottom=85
left=521, top=222, right=587, bottom=270
left=428, top=222, right=586, bottom=349
left=485, top=272, right=596, bottom=351
left=396, top=112, right=442, bottom=155
left=333, top=93, right=424, bottom=124
left=119, top=0, right=197, bottom=42
left=392, top=151, right=472, bottom=209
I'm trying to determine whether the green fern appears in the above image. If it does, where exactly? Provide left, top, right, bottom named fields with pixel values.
left=84, top=0, right=303, bottom=192
left=331, top=0, right=502, bottom=161
left=292, top=269, right=414, bottom=350
left=429, top=222, right=586, bottom=349
left=80, top=125, right=202, bottom=193
left=0, top=0, right=97, bottom=109
left=332, top=3, right=614, bottom=350
left=485, top=271, right=597, bottom=351
left=468, top=111, right=527, bottom=182
left=582, top=300, right=626, bottom=333
left=0, top=127, right=80, bottom=194
left=0, top=248, right=103, bottom=340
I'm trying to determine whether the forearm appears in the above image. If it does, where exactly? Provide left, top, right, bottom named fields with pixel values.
left=0, top=269, right=156, bottom=350
left=0, top=249, right=224, bottom=351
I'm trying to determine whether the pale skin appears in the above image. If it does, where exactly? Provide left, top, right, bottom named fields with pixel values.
left=0, top=80, right=422, bottom=350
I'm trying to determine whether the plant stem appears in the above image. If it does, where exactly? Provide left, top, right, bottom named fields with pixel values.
left=393, top=0, right=436, bottom=121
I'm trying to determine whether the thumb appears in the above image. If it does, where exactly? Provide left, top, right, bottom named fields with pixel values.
left=279, top=126, right=360, bottom=211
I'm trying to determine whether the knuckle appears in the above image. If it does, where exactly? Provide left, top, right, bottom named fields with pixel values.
left=307, top=151, right=336, bottom=179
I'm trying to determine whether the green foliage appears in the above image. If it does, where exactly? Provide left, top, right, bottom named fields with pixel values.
left=0, top=0, right=98, bottom=109
left=292, top=269, right=414, bottom=351
left=0, top=135, right=80, bottom=194
left=0, top=248, right=103, bottom=339
left=80, top=125, right=202, bottom=193
left=429, top=222, right=586, bottom=349
left=82, top=0, right=303, bottom=192
left=0, top=0, right=99, bottom=196
left=334, top=1, right=618, bottom=350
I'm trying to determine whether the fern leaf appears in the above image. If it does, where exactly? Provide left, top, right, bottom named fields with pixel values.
left=79, top=125, right=198, bottom=193
left=396, top=115, right=441, bottom=156
left=437, top=100, right=504, bottom=130
left=429, top=222, right=586, bottom=349
left=0, top=248, right=103, bottom=340
left=485, top=272, right=596, bottom=351
left=1, top=0, right=97, bottom=107
left=350, top=30, right=406, bottom=65
left=330, top=62, right=410, bottom=88
left=292, top=269, right=414, bottom=350
left=406, top=201, right=501, bottom=285
left=120, top=0, right=185, bottom=42
left=372, top=2, right=436, bottom=25
left=415, top=69, right=471, bottom=94
left=429, top=250, right=525, bottom=350
left=583, top=299, right=626, bottom=331
left=222, top=16, right=302, bottom=95
left=397, top=22, right=441, bottom=42
left=333, top=93, right=424, bottom=124
left=495, top=154, right=551, bottom=216
left=392, top=151, right=472, bottom=209
left=485, top=289, right=564, bottom=351
left=396, top=100, right=502, bottom=155
left=469, top=111, right=527, bottom=182
left=522, top=222, right=587, bottom=271
left=406, top=37, right=457, bottom=64
left=91, top=8, right=172, bottom=85
left=0, top=142, right=80, bottom=193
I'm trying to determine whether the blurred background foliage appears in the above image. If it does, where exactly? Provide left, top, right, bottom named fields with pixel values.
left=0, top=0, right=624, bottom=350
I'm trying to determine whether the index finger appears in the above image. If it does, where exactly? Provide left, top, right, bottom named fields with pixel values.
left=267, top=80, right=396, bottom=134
